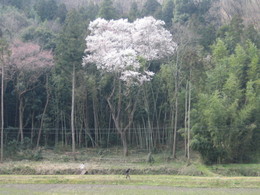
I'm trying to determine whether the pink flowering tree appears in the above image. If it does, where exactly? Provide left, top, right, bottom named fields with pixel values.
left=83, top=17, right=177, bottom=156
left=10, top=40, right=54, bottom=143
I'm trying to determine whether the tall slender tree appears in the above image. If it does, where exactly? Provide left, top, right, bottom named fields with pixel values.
left=55, top=10, right=85, bottom=153
left=162, top=0, right=174, bottom=27
left=0, top=38, right=10, bottom=162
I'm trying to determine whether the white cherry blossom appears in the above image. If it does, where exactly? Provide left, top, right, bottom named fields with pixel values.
left=83, top=16, right=177, bottom=85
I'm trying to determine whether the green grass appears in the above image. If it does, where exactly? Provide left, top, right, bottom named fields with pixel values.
left=1, top=149, right=259, bottom=194
left=0, top=185, right=259, bottom=195
left=209, top=164, right=260, bottom=176
left=0, top=175, right=259, bottom=188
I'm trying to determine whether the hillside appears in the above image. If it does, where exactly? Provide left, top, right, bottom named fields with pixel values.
left=213, top=0, right=260, bottom=29
left=56, top=0, right=158, bottom=11
left=57, top=0, right=260, bottom=28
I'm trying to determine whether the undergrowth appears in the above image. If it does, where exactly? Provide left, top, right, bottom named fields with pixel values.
left=0, top=148, right=259, bottom=176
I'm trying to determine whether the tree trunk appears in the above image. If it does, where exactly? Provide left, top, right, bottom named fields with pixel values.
left=187, top=80, right=191, bottom=161
left=172, top=71, right=178, bottom=158
left=106, top=78, right=139, bottom=156
left=71, top=64, right=76, bottom=153
left=54, top=91, right=60, bottom=147
left=143, top=86, right=153, bottom=152
left=18, top=97, right=24, bottom=143
left=92, top=92, right=99, bottom=147
left=172, top=90, right=178, bottom=158
left=55, top=121, right=59, bottom=147
left=31, top=111, right=35, bottom=145
left=121, top=131, right=128, bottom=156
left=37, top=76, right=50, bottom=148
left=184, top=81, right=188, bottom=158
left=1, top=54, right=4, bottom=162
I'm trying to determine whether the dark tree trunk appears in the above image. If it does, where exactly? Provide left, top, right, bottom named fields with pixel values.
left=121, top=131, right=128, bottom=156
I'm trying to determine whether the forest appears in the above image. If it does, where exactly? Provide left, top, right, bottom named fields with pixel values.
left=0, top=0, right=259, bottom=164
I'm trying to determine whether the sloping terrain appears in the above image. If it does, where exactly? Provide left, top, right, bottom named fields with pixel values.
left=57, top=0, right=260, bottom=29
left=212, top=0, right=260, bottom=29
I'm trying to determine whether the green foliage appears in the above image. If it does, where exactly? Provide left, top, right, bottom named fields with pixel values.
left=34, top=0, right=58, bottom=21
left=5, top=138, right=42, bottom=161
left=0, top=6, right=32, bottom=37
left=98, top=0, right=118, bottom=20
left=196, top=0, right=212, bottom=15
left=161, top=0, right=174, bottom=26
left=21, top=25, right=56, bottom=50
left=216, top=15, right=244, bottom=52
left=174, top=0, right=196, bottom=23
left=2, top=0, right=33, bottom=10
left=128, top=2, right=140, bottom=22
left=55, top=10, right=86, bottom=70
left=5, top=140, right=19, bottom=157
left=142, top=0, right=162, bottom=19
left=244, top=24, right=260, bottom=48
left=198, top=25, right=216, bottom=50
left=56, top=3, right=68, bottom=23
left=79, top=3, right=99, bottom=21
left=211, top=39, right=229, bottom=61
left=192, top=37, right=260, bottom=164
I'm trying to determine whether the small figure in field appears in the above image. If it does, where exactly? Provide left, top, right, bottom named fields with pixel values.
left=125, top=168, right=130, bottom=179
left=146, top=152, right=155, bottom=164
left=79, top=163, right=87, bottom=175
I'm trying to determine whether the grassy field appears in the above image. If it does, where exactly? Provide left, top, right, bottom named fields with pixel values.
left=0, top=175, right=259, bottom=188
left=0, top=175, right=259, bottom=195
left=1, top=184, right=259, bottom=195
left=0, top=148, right=259, bottom=194
left=0, top=184, right=260, bottom=195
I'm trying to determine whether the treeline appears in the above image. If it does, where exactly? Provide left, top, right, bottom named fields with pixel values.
left=0, top=0, right=259, bottom=164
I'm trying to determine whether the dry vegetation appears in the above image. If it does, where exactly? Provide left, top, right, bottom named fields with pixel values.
left=0, top=148, right=259, bottom=176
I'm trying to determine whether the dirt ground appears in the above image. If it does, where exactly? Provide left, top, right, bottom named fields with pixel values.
left=0, top=184, right=260, bottom=195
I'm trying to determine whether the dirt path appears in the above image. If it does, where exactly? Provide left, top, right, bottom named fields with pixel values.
left=1, top=184, right=260, bottom=195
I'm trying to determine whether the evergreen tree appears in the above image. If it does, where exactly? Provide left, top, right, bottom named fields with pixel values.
left=217, top=15, right=244, bottom=52
left=56, top=3, right=68, bottom=23
left=98, top=0, right=118, bottom=20
left=142, top=0, right=162, bottom=19
left=3, top=0, right=32, bottom=10
left=128, top=2, right=140, bottom=22
left=243, top=24, right=260, bottom=48
left=34, top=0, right=58, bottom=21
left=0, top=38, right=11, bottom=162
left=55, top=10, right=86, bottom=153
left=79, top=2, right=99, bottom=21
left=162, top=0, right=174, bottom=26
left=174, top=0, right=196, bottom=23
left=21, top=24, right=56, bottom=50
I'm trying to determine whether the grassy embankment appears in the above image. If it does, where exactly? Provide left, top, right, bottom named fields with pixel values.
left=0, top=148, right=259, bottom=176
left=0, top=148, right=259, bottom=189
